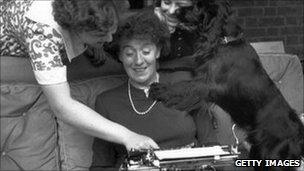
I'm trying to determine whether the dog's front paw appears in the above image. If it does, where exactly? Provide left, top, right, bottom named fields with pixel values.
left=150, top=83, right=191, bottom=110
left=149, top=83, right=171, bottom=103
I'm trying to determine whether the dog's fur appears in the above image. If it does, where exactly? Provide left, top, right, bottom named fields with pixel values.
left=150, top=0, right=304, bottom=170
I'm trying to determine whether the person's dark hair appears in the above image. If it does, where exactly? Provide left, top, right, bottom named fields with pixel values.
left=105, top=10, right=171, bottom=62
left=52, top=0, right=118, bottom=67
left=176, top=0, right=243, bottom=64
left=52, top=0, right=117, bottom=32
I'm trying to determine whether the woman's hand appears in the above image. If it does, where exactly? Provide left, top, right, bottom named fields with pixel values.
left=123, top=133, right=159, bottom=151
left=41, top=82, right=159, bottom=149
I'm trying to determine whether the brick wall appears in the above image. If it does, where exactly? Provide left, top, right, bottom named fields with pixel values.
left=231, top=0, right=304, bottom=63
left=144, top=0, right=304, bottom=67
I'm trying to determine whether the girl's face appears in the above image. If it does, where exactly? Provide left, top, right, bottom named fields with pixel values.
left=160, top=0, right=192, bottom=31
left=119, top=38, right=160, bottom=87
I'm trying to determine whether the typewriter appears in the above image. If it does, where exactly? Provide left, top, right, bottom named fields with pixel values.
left=120, top=145, right=240, bottom=171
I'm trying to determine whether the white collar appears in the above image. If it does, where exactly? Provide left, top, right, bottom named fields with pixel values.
left=129, top=73, right=159, bottom=98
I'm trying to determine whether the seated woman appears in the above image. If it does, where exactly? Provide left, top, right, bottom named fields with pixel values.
left=90, top=10, right=204, bottom=170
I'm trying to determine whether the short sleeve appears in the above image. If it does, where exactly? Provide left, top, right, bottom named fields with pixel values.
left=24, top=19, right=67, bottom=85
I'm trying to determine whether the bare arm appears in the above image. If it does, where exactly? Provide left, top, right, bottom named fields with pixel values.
left=42, top=82, right=158, bottom=150
left=24, top=22, right=158, bottom=150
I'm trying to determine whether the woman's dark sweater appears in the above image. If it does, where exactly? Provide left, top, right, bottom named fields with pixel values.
left=90, top=75, right=197, bottom=169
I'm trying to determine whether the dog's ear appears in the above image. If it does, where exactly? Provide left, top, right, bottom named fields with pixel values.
left=176, top=0, right=215, bottom=31
left=175, top=5, right=197, bottom=30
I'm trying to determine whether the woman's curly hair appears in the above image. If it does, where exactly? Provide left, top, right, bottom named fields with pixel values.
left=105, top=10, right=171, bottom=62
left=176, top=0, right=243, bottom=64
left=52, top=0, right=117, bottom=32
left=52, top=0, right=118, bottom=67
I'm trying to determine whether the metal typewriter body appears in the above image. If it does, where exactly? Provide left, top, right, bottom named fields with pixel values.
left=120, top=145, right=239, bottom=171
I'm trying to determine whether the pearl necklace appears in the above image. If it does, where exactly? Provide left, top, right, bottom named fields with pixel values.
left=128, top=75, right=158, bottom=115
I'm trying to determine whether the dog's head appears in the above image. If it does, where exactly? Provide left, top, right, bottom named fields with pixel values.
left=176, top=0, right=242, bottom=39
left=175, top=0, right=244, bottom=65
left=176, top=0, right=217, bottom=31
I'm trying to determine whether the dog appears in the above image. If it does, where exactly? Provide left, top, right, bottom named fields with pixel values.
left=150, top=0, right=304, bottom=170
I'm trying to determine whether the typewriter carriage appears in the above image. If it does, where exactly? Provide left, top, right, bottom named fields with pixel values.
left=120, top=145, right=240, bottom=171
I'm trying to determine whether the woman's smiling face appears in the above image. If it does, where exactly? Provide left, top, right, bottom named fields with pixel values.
left=160, top=0, right=193, bottom=31
left=119, top=38, right=160, bottom=86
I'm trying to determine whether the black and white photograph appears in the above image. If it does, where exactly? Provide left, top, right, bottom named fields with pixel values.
left=1, top=0, right=304, bottom=170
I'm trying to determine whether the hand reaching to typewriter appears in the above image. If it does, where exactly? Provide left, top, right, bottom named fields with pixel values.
left=124, top=133, right=159, bottom=151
